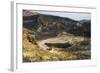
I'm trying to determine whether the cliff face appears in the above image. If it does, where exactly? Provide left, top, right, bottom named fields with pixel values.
left=23, top=10, right=91, bottom=40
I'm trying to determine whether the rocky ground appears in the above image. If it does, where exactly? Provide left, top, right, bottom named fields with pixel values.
left=23, top=31, right=91, bottom=62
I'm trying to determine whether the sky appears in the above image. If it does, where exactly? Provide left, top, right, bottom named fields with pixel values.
left=31, top=10, right=91, bottom=21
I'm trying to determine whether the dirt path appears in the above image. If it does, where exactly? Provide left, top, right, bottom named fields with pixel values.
left=36, top=35, right=86, bottom=50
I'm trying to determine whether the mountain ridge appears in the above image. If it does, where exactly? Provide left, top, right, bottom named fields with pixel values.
left=23, top=10, right=91, bottom=40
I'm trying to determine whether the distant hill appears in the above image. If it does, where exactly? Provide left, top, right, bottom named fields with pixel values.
left=23, top=10, right=91, bottom=40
